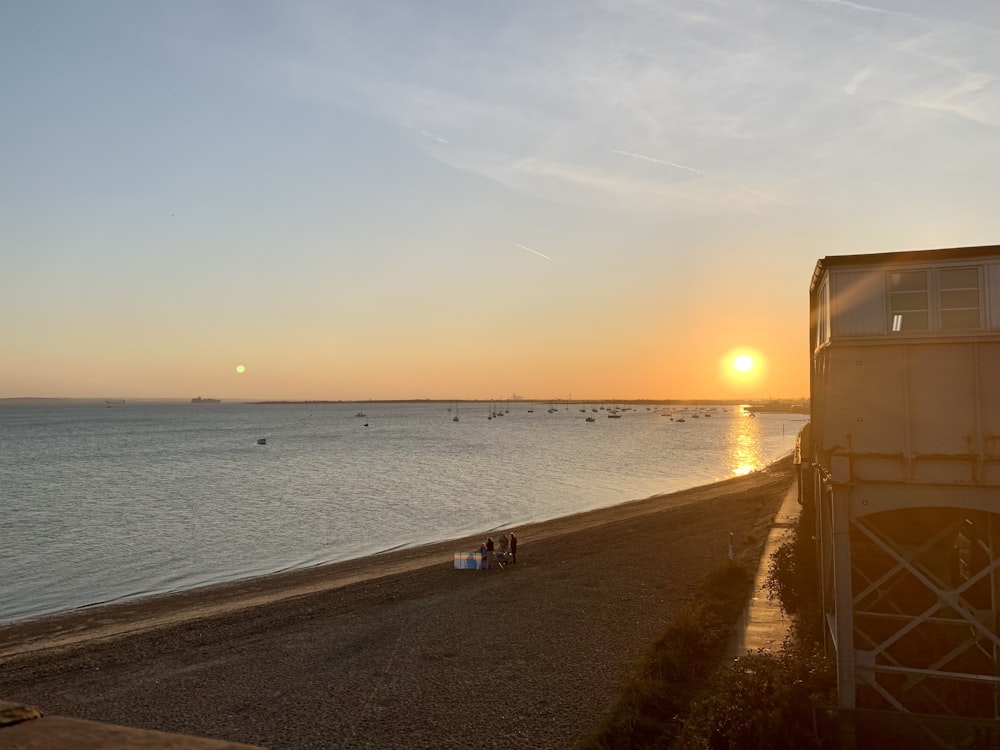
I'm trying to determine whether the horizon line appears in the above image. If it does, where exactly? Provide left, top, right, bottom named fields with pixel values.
left=0, top=395, right=809, bottom=404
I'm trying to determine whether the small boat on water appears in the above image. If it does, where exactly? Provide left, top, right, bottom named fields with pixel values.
left=256, top=438, right=267, bottom=445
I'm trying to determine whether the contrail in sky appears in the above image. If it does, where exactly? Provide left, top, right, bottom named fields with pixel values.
left=614, top=148, right=781, bottom=205
left=800, top=0, right=907, bottom=16
left=420, top=129, right=448, bottom=144
left=401, top=121, right=449, bottom=144
left=513, top=242, right=552, bottom=260
left=741, top=186, right=781, bottom=203
left=612, top=149, right=705, bottom=175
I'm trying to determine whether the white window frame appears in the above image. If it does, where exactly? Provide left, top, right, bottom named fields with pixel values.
left=885, top=266, right=983, bottom=335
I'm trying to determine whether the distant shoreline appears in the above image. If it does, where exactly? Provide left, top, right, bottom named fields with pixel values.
left=1, top=397, right=807, bottom=405
left=246, top=398, right=806, bottom=407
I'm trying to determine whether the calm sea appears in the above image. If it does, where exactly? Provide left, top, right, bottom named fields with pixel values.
left=0, top=401, right=804, bottom=624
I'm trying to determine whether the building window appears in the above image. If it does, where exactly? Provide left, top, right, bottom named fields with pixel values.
left=888, top=270, right=928, bottom=332
left=817, top=279, right=830, bottom=344
left=939, top=267, right=981, bottom=330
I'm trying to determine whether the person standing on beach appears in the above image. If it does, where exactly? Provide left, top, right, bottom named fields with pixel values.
left=510, top=531, right=517, bottom=564
left=486, top=536, right=495, bottom=569
left=499, top=532, right=509, bottom=559
left=479, top=542, right=487, bottom=570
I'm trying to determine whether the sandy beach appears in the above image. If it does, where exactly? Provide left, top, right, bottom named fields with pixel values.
left=0, top=456, right=795, bottom=749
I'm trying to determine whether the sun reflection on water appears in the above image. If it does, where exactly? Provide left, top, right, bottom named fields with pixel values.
left=728, top=412, right=765, bottom=476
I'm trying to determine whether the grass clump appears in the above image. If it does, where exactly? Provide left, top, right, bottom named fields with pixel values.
left=676, top=645, right=836, bottom=749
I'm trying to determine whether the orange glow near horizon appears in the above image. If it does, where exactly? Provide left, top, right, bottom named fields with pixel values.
left=1, top=316, right=810, bottom=401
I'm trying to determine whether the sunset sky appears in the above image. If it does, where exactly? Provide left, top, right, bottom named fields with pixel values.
left=3, top=1, right=999, bottom=401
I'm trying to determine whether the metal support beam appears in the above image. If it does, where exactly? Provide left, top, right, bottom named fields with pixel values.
left=832, top=484, right=856, bottom=706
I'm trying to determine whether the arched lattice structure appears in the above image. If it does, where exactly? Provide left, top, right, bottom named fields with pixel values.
left=850, top=507, right=1000, bottom=717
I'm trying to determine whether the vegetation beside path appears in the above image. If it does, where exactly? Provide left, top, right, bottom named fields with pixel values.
left=579, top=461, right=836, bottom=749
left=578, top=558, right=756, bottom=749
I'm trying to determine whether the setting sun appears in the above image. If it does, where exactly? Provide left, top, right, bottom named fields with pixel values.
left=717, top=348, right=766, bottom=394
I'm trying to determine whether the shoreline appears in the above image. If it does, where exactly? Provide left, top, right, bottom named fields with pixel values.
left=0, top=451, right=796, bottom=632
left=1, top=456, right=797, bottom=749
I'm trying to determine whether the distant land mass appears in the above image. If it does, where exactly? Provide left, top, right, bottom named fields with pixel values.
left=744, top=400, right=809, bottom=414
left=191, top=397, right=222, bottom=404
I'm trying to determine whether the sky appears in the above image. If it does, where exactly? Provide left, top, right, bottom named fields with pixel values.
left=2, top=1, right=999, bottom=402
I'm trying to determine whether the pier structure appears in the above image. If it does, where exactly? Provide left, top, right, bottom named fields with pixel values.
left=804, top=245, right=1000, bottom=747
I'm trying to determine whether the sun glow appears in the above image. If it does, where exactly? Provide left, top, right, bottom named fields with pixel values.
left=719, top=348, right=765, bottom=391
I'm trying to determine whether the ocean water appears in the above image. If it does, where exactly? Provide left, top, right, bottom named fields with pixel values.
left=0, top=401, right=804, bottom=624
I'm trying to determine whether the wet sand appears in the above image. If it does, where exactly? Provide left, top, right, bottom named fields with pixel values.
left=0, top=456, right=795, bottom=749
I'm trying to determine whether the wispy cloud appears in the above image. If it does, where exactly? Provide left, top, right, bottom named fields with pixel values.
left=844, top=66, right=873, bottom=96
left=513, top=242, right=552, bottom=260
left=420, top=129, right=448, bottom=144
left=401, top=121, right=449, bottom=144
left=890, top=28, right=1000, bottom=128
left=611, top=149, right=705, bottom=175
left=611, top=148, right=783, bottom=208
left=742, top=188, right=782, bottom=207
left=837, top=27, right=1000, bottom=129
left=798, top=0, right=912, bottom=18
left=270, top=0, right=991, bottom=214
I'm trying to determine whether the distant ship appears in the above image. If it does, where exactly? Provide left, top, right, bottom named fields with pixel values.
left=191, top=396, right=221, bottom=404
